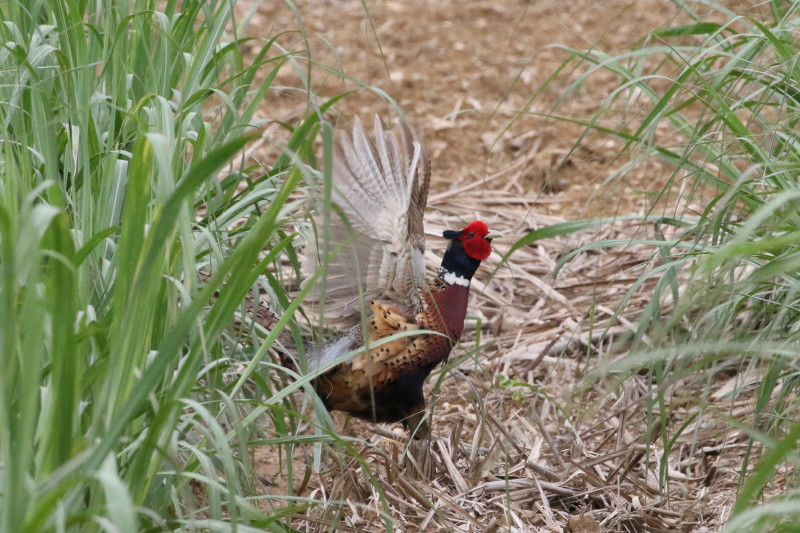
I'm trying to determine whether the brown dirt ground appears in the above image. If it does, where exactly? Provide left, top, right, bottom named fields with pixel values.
left=235, top=1, right=769, bottom=531
left=241, top=0, right=696, bottom=219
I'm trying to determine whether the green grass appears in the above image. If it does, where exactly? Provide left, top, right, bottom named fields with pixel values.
left=0, top=0, right=340, bottom=530
left=506, top=1, right=800, bottom=530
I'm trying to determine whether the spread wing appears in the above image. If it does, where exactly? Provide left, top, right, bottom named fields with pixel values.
left=303, top=115, right=430, bottom=327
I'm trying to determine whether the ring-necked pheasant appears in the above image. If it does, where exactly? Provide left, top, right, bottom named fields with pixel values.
left=286, top=115, right=499, bottom=437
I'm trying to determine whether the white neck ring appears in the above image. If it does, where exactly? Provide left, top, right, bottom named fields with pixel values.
left=442, top=271, right=470, bottom=287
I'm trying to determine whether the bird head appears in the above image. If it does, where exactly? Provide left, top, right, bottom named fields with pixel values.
left=440, top=221, right=501, bottom=282
left=442, top=220, right=501, bottom=260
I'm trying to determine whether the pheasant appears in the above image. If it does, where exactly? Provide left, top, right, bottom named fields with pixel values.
left=287, top=115, right=499, bottom=437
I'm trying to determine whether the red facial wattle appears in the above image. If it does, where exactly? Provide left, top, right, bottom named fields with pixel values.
left=459, top=220, right=492, bottom=260
left=463, top=237, right=491, bottom=260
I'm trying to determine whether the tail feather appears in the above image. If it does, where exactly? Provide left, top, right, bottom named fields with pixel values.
left=246, top=294, right=295, bottom=344
left=247, top=292, right=361, bottom=377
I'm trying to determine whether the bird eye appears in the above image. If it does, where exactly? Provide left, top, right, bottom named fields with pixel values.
left=468, top=231, right=476, bottom=238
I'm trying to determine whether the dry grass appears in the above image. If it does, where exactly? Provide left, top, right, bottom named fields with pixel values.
left=250, top=186, right=761, bottom=531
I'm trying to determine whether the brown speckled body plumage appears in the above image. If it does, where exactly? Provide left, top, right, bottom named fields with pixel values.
left=311, top=276, right=471, bottom=436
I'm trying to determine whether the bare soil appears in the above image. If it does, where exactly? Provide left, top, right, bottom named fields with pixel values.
left=236, top=1, right=762, bottom=531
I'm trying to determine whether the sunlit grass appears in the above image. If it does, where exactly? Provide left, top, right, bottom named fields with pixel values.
left=0, top=0, right=347, bottom=530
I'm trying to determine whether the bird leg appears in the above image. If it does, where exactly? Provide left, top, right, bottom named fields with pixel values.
left=403, top=404, right=431, bottom=440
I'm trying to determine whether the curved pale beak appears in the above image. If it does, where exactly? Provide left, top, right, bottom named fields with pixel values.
left=485, top=229, right=503, bottom=241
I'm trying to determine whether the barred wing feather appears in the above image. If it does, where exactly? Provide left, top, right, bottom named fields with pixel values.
left=303, top=115, right=430, bottom=327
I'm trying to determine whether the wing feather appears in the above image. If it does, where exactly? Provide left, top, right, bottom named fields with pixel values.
left=303, top=115, right=430, bottom=327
